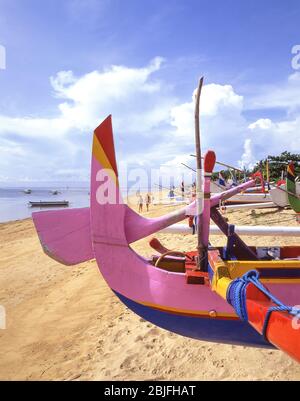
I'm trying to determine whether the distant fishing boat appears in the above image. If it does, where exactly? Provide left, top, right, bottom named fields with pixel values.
left=270, top=180, right=300, bottom=208
left=29, top=200, right=69, bottom=207
left=210, top=181, right=272, bottom=205
left=50, top=190, right=59, bottom=195
left=23, top=189, right=32, bottom=194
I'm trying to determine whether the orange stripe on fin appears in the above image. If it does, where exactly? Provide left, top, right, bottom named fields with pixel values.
left=92, top=135, right=118, bottom=186
left=287, top=163, right=295, bottom=177
left=94, top=115, right=118, bottom=177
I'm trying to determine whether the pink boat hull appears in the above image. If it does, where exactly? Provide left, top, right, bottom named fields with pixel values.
left=32, top=115, right=300, bottom=348
left=89, top=116, right=299, bottom=347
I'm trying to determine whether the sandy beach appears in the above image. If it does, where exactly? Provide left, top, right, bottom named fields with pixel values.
left=0, top=201, right=300, bottom=381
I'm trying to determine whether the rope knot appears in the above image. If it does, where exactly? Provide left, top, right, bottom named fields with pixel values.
left=241, top=270, right=259, bottom=282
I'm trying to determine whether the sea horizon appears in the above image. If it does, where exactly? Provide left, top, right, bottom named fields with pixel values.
left=0, top=184, right=168, bottom=223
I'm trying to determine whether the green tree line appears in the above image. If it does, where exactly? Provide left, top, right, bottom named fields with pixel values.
left=211, top=151, right=300, bottom=183
left=252, top=151, right=300, bottom=182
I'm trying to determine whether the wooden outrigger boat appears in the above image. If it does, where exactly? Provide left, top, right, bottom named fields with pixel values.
left=185, top=158, right=274, bottom=206
left=210, top=180, right=273, bottom=205
left=287, top=163, right=300, bottom=220
left=201, top=156, right=299, bottom=209
left=270, top=180, right=300, bottom=208
left=32, top=82, right=300, bottom=362
left=210, top=171, right=300, bottom=208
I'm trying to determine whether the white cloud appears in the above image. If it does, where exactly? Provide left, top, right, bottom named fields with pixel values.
left=51, top=57, right=166, bottom=132
left=194, top=84, right=243, bottom=116
left=248, top=72, right=300, bottom=113
left=238, top=139, right=257, bottom=170
left=288, top=72, right=300, bottom=82
left=170, top=84, right=243, bottom=138
left=1, top=58, right=299, bottom=184
left=241, top=72, right=300, bottom=165
left=2, top=59, right=247, bottom=182
left=0, top=115, right=71, bottom=139
left=0, top=58, right=172, bottom=182
left=248, top=118, right=273, bottom=130
left=0, top=57, right=166, bottom=140
left=168, top=83, right=248, bottom=171
left=246, top=116, right=300, bottom=158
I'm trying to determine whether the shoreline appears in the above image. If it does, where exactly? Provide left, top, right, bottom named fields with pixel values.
left=0, top=188, right=173, bottom=225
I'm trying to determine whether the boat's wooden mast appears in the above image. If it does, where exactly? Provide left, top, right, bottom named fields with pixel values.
left=194, top=77, right=206, bottom=270
left=266, top=158, right=270, bottom=184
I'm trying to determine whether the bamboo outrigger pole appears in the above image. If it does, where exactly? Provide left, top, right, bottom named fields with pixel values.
left=190, top=155, right=244, bottom=174
left=194, top=76, right=206, bottom=271
left=181, top=162, right=196, bottom=173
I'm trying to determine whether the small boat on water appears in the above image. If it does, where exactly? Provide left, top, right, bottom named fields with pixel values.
left=29, top=200, right=69, bottom=207
left=23, top=189, right=32, bottom=194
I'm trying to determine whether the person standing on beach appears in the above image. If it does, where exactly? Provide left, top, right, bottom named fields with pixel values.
left=181, top=181, right=185, bottom=198
left=191, top=182, right=196, bottom=197
left=145, top=193, right=151, bottom=212
left=138, top=194, right=143, bottom=213
left=169, top=186, right=175, bottom=199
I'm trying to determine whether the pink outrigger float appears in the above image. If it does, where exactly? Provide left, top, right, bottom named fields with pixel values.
left=33, top=115, right=300, bottom=361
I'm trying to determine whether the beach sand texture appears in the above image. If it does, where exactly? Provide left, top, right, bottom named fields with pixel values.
left=0, top=202, right=300, bottom=381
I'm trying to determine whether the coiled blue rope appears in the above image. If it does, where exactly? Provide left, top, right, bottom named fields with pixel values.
left=226, top=270, right=300, bottom=341
left=226, top=270, right=259, bottom=321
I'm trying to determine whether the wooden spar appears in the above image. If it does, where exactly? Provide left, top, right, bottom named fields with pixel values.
left=194, top=76, right=205, bottom=270
left=190, top=155, right=244, bottom=173
left=203, top=151, right=216, bottom=250
left=181, top=162, right=219, bottom=175
left=181, top=162, right=196, bottom=172
left=266, top=159, right=270, bottom=183
left=160, top=223, right=300, bottom=237
left=154, top=183, right=182, bottom=197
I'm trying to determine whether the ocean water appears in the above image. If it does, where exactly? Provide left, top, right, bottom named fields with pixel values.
left=0, top=187, right=90, bottom=223
left=0, top=186, right=152, bottom=223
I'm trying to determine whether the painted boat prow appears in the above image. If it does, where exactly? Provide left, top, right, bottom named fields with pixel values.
left=89, top=115, right=276, bottom=348
left=32, top=114, right=257, bottom=267
left=29, top=112, right=300, bottom=353
left=287, top=163, right=300, bottom=213
left=32, top=207, right=94, bottom=265
left=32, top=195, right=197, bottom=266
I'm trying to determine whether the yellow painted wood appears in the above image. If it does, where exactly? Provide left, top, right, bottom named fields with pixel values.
left=215, top=260, right=300, bottom=283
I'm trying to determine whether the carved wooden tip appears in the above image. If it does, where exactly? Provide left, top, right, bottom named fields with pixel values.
left=204, top=150, right=216, bottom=173
left=288, top=162, right=295, bottom=175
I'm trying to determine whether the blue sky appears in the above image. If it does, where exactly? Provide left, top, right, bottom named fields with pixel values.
left=0, top=0, right=300, bottom=185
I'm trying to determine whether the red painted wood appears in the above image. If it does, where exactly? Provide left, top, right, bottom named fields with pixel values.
left=246, top=284, right=300, bottom=363
left=94, top=115, right=119, bottom=177
left=204, top=150, right=216, bottom=174
left=149, top=237, right=170, bottom=254
left=280, top=246, right=300, bottom=258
